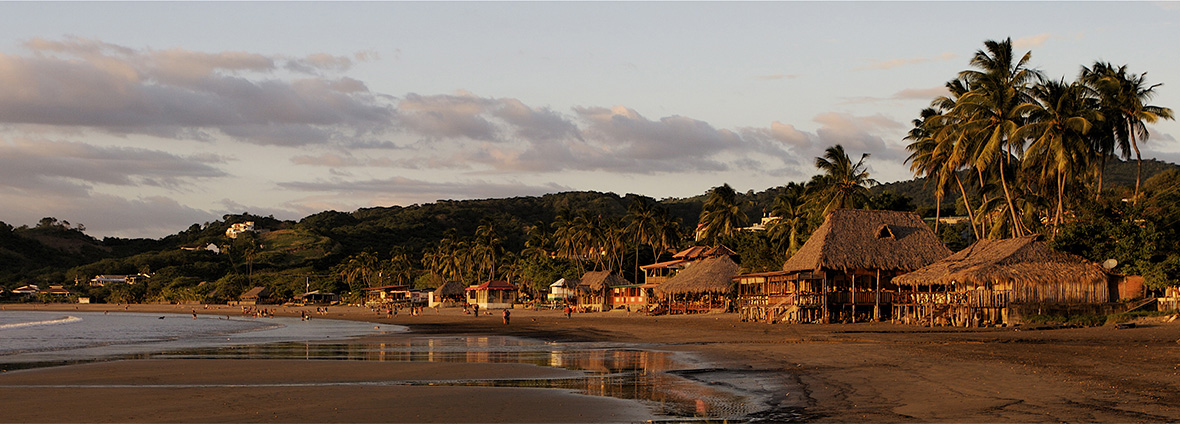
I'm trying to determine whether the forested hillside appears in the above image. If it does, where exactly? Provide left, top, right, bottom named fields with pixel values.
left=2, top=158, right=1176, bottom=304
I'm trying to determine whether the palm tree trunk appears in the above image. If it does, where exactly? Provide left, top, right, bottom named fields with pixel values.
left=1054, top=172, right=1065, bottom=239
left=1095, top=155, right=1107, bottom=201
left=934, top=191, right=942, bottom=233
left=1132, top=132, right=1143, bottom=206
left=998, top=156, right=1024, bottom=238
left=954, top=173, right=980, bottom=240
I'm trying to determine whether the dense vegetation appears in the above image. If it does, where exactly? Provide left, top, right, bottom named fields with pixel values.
left=3, top=38, right=1179, bottom=304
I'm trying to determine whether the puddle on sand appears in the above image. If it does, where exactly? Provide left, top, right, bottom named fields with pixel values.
left=157, top=335, right=803, bottom=422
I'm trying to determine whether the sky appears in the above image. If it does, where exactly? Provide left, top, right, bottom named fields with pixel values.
left=2, top=2, right=1179, bottom=239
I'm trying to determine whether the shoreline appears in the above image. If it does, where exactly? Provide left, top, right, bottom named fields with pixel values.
left=3, top=303, right=1180, bottom=422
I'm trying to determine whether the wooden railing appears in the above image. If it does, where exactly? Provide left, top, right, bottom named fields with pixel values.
left=893, top=291, right=1009, bottom=308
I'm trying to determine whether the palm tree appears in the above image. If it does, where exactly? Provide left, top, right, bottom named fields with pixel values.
left=811, top=145, right=878, bottom=216
left=474, top=221, right=502, bottom=281
left=651, top=210, right=682, bottom=262
left=625, top=198, right=658, bottom=277
left=387, top=246, right=414, bottom=287
left=767, top=182, right=808, bottom=258
left=1082, top=62, right=1174, bottom=205
left=1017, top=78, right=1099, bottom=237
left=905, top=107, right=953, bottom=232
left=698, top=183, right=747, bottom=245
left=955, top=38, right=1044, bottom=237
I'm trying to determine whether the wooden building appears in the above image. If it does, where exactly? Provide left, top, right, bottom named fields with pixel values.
left=365, top=285, right=411, bottom=306
left=576, top=271, right=629, bottom=312
left=548, top=278, right=578, bottom=302
left=465, top=280, right=517, bottom=309
left=429, top=280, right=467, bottom=307
left=761, top=209, right=952, bottom=323
left=653, top=255, right=741, bottom=315
left=239, top=286, right=270, bottom=305
left=735, top=270, right=825, bottom=323
left=640, top=246, right=735, bottom=286
left=892, top=235, right=1114, bottom=327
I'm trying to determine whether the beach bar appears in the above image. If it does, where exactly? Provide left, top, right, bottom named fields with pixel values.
left=764, top=209, right=951, bottom=323
left=653, top=255, right=740, bottom=315
left=892, top=235, right=1115, bottom=327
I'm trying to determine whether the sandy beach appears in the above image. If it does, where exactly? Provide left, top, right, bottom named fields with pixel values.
left=2, top=303, right=1179, bottom=422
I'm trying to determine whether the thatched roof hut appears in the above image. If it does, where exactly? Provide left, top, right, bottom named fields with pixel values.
left=578, top=271, right=629, bottom=291
left=655, top=256, right=741, bottom=295
left=783, top=209, right=951, bottom=273
left=894, top=235, right=1111, bottom=303
left=432, top=279, right=467, bottom=297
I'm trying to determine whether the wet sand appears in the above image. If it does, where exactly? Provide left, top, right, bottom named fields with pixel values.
left=3, top=303, right=1179, bottom=422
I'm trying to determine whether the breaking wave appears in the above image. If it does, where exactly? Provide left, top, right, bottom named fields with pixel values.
left=0, top=315, right=82, bottom=330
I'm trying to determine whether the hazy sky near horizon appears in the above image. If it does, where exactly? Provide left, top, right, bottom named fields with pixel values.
left=2, top=2, right=1179, bottom=238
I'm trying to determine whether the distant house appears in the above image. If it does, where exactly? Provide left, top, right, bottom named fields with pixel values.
left=465, top=280, right=517, bottom=309
left=12, top=285, right=40, bottom=295
left=575, top=271, right=629, bottom=312
left=548, top=278, right=578, bottom=302
left=90, top=274, right=149, bottom=287
left=239, top=286, right=270, bottom=305
left=609, top=283, right=647, bottom=312
left=640, top=246, right=735, bottom=286
left=43, top=285, right=71, bottom=297
left=365, top=285, right=411, bottom=306
left=297, top=290, right=339, bottom=305
left=225, top=222, right=255, bottom=239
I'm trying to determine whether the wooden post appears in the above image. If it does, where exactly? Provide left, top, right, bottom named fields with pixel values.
left=822, top=270, right=829, bottom=324
left=848, top=268, right=855, bottom=323
left=875, top=269, right=881, bottom=322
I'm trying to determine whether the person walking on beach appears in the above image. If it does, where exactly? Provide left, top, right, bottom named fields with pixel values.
left=502, top=309, right=510, bottom=325
left=473, top=304, right=479, bottom=317
left=564, top=305, right=571, bottom=318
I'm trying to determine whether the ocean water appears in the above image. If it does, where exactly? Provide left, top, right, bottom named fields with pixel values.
left=0, top=311, right=802, bottom=421
left=0, top=311, right=393, bottom=365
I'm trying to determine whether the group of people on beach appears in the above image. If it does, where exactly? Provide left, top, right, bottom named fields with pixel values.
left=372, top=305, right=428, bottom=318
left=241, top=306, right=274, bottom=318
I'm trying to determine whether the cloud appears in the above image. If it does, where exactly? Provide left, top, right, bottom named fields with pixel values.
left=892, top=86, right=949, bottom=100
left=812, top=112, right=907, bottom=162
left=0, top=137, right=226, bottom=197
left=381, top=94, right=804, bottom=175
left=856, top=52, right=956, bottom=71
left=1013, top=34, right=1052, bottom=50
left=0, top=37, right=394, bottom=146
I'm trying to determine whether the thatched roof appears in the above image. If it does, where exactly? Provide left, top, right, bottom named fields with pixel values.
left=466, top=280, right=517, bottom=291
left=894, top=235, right=1109, bottom=288
left=579, top=271, right=629, bottom=291
left=433, top=279, right=467, bottom=296
left=655, top=256, right=741, bottom=295
left=674, top=245, right=736, bottom=260
left=783, top=209, right=951, bottom=274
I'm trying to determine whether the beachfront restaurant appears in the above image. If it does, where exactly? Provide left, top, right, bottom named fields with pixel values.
left=465, top=280, right=518, bottom=309
left=772, top=209, right=952, bottom=324
left=892, top=235, right=1116, bottom=327
left=365, top=285, right=411, bottom=307
left=652, top=255, right=740, bottom=315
